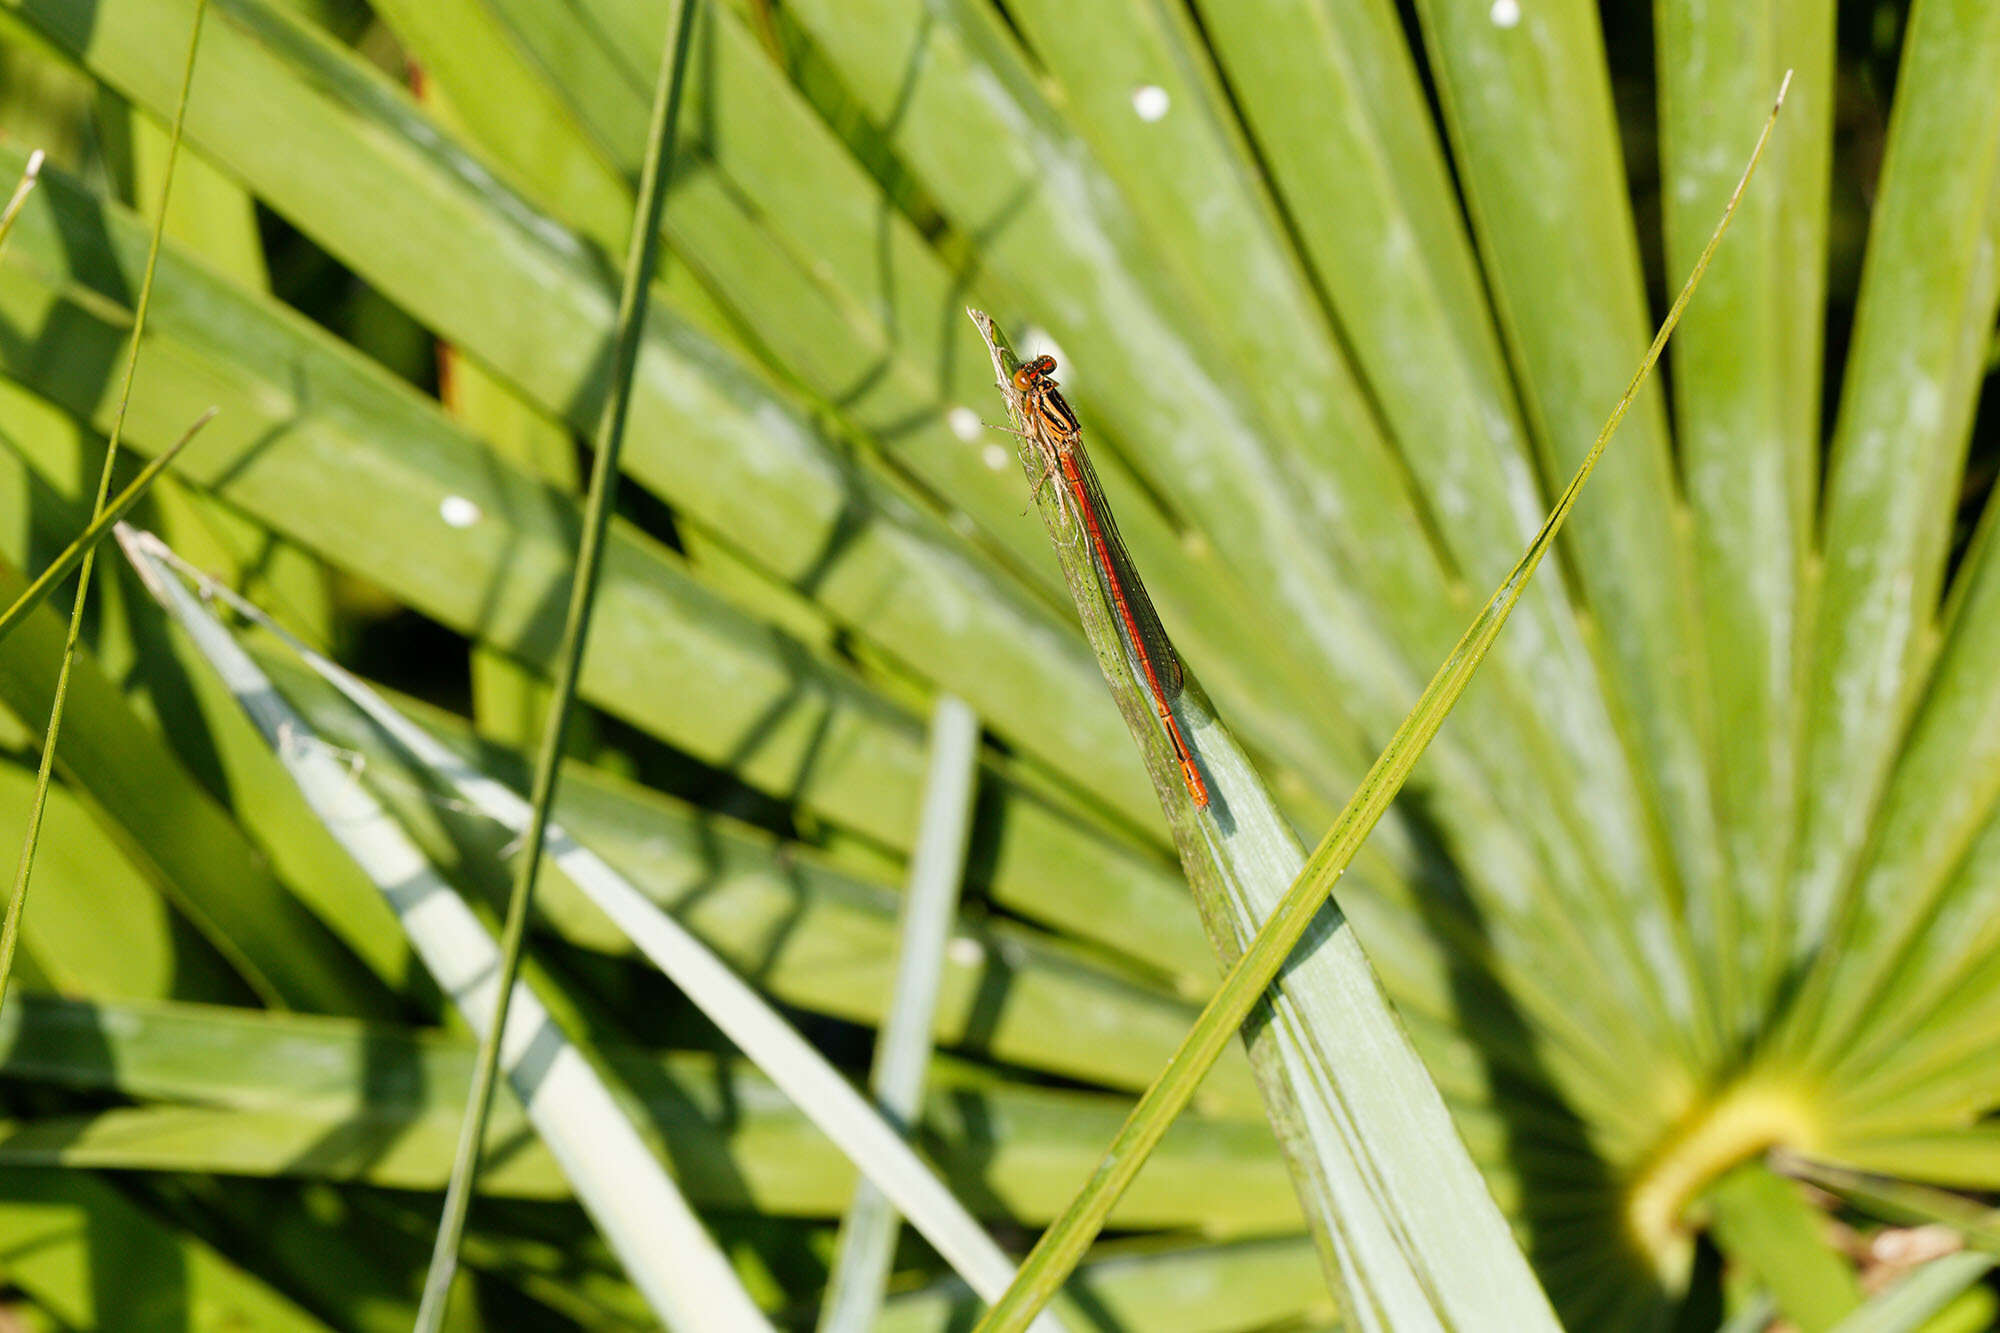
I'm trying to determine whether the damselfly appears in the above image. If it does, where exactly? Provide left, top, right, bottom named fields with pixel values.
left=1011, top=355, right=1209, bottom=808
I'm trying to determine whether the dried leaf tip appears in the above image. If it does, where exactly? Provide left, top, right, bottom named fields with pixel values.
left=1, top=150, right=44, bottom=230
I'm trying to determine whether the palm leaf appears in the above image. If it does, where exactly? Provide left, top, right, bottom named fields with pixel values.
left=0, top=0, right=1995, bottom=1327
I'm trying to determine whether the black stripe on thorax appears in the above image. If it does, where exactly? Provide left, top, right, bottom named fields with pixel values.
left=1029, top=385, right=1081, bottom=439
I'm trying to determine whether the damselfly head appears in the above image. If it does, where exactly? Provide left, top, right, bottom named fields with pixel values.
left=1011, top=354, right=1061, bottom=393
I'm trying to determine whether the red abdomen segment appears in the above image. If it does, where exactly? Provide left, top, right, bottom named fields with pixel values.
left=1057, top=451, right=1210, bottom=808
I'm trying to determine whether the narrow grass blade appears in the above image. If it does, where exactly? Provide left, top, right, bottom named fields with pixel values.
left=965, top=76, right=1790, bottom=1333
left=1707, top=1162, right=1861, bottom=1331
left=204, top=594, right=1068, bottom=1331
left=416, top=6, right=699, bottom=1327
left=819, top=693, right=982, bottom=1333
left=0, top=146, right=41, bottom=259
left=0, top=407, right=213, bottom=648
left=0, top=0, right=207, bottom=1012
left=118, top=526, right=774, bottom=1332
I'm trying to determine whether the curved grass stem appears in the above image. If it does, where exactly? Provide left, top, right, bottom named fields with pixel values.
left=0, top=0, right=210, bottom=1015
left=412, top=4, right=703, bottom=1328
left=0, top=408, right=215, bottom=649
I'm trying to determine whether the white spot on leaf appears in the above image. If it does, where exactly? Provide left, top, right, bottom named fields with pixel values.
left=439, top=495, right=482, bottom=528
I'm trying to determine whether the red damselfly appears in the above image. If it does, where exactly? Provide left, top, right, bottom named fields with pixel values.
left=1011, top=355, right=1209, bottom=808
